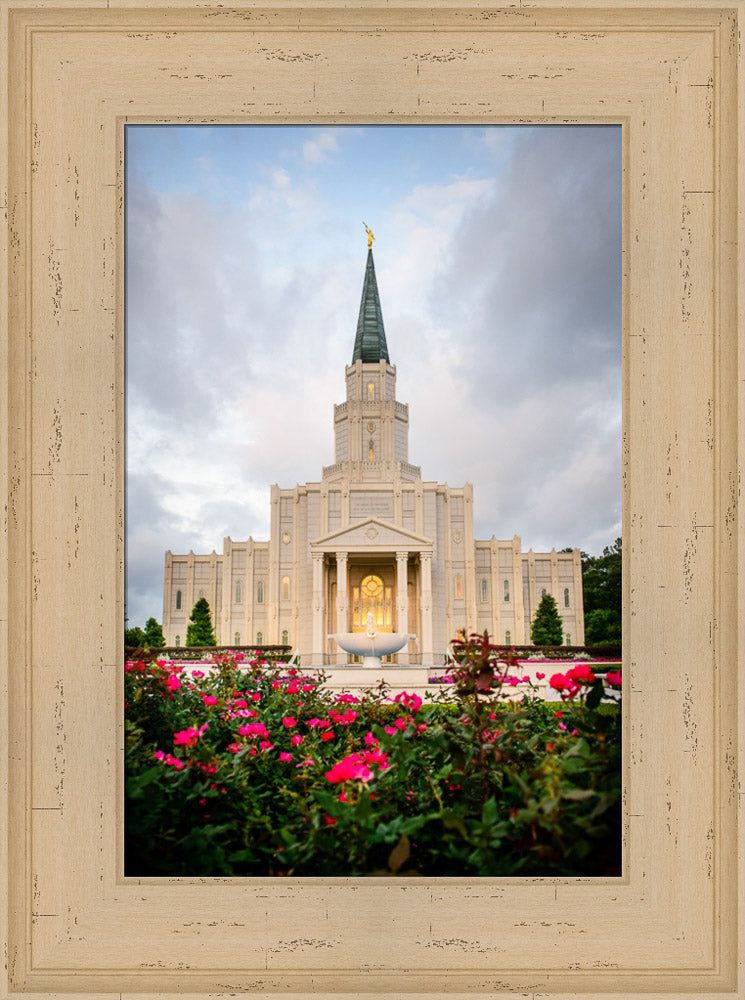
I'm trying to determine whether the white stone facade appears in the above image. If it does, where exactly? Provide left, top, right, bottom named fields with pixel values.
left=163, top=365, right=584, bottom=663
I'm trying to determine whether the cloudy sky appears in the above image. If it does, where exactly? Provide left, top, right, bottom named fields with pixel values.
left=125, top=124, right=622, bottom=629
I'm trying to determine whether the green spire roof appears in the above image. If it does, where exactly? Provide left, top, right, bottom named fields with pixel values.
left=352, top=249, right=390, bottom=364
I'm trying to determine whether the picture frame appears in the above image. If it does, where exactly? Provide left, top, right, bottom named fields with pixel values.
left=1, top=2, right=741, bottom=998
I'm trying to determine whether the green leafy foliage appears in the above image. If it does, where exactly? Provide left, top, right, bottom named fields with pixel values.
left=125, top=626, right=146, bottom=648
left=144, top=616, right=166, bottom=648
left=582, top=538, right=622, bottom=644
left=125, top=639, right=621, bottom=877
left=185, top=597, right=217, bottom=647
left=530, top=592, right=564, bottom=646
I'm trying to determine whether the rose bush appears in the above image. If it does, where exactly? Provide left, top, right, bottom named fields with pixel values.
left=125, top=636, right=621, bottom=877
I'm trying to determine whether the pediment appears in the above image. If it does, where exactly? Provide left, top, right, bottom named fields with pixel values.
left=311, top=517, right=432, bottom=553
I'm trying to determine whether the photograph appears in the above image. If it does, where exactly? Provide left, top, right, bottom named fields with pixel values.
left=4, top=2, right=737, bottom=994
left=124, top=123, right=623, bottom=878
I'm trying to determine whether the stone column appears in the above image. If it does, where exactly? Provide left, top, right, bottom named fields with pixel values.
left=335, top=551, right=348, bottom=664
left=312, top=552, right=325, bottom=664
left=396, top=550, right=409, bottom=663
left=420, top=550, right=434, bottom=664
left=162, top=551, right=173, bottom=645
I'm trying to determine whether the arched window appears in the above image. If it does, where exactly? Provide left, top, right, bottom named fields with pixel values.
left=503, top=580, right=510, bottom=602
left=257, top=580, right=264, bottom=604
left=454, top=574, right=463, bottom=600
left=505, top=630, right=511, bottom=645
left=282, top=576, right=290, bottom=601
left=353, top=574, right=392, bottom=630
left=199, top=589, right=205, bottom=599
left=235, top=580, right=242, bottom=603
left=367, top=381, right=375, bottom=401
left=564, top=587, right=570, bottom=608
left=480, top=579, right=488, bottom=602
left=234, top=632, right=240, bottom=646
left=541, top=588, right=547, bottom=598
left=256, top=632, right=263, bottom=646
left=566, top=633, right=572, bottom=645
left=175, top=589, right=182, bottom=610
left=368, top=439, right=375, bottom=461
left=174, top=635, right=180, bottom=647
left=282, top=630, right=289, bottom=645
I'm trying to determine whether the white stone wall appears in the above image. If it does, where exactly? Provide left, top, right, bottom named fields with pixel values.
left=162, top=351, right=585, bottom=658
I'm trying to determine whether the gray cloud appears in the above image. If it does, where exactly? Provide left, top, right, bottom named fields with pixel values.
left=124, top=125, right=622, bottom=627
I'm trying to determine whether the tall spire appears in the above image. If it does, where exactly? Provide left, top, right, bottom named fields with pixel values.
left=352, top=231, right=390, bottom=364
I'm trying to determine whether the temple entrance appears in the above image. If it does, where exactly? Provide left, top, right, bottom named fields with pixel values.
left=349, top=563, right=395, bottom=632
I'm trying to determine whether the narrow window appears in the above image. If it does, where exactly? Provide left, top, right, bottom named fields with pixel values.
left=505, top=630, right=511, bottom=645
left=235, top=580, right=242, bottom=603
left=455, top=574, right=463, bottom=600
left=174, top=635, right=180, bottom=647
left=256, top=631, right=263, bottom=646
left=282, top=576, right=290, bottom=601
left=257, top=580, right=264, bottom=604
left=199, top=589, right=205, bottom=599
left=503, top=580, right=510, bottom=602
left=541, top=588, right=547, bottom=598
left=480, top=579, right=488, bottom=602
left=175, top=589, right=182, bottom=610
left=234, top=632, right=240, bottom=646
left=282, top=629, right=289, bottom=645
left=566, top=633, right=572, bottom=645
left=367, top=381, right=375, bottom=401
left=564, top=587, right=570, bottom=608
left=368, top=439, right=375, bottom=461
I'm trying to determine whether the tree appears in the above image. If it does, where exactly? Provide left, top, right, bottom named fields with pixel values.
left=584, top=607, right=622, bottom=646
left=581, top=537, right=622, bottom=615
left=186, top=597, right=217, bottom=647
left=124, top=626, right=146, bottom=648
left=143, top=617, right=166, bottom=648
left=530, top=593, right=564, bottom=646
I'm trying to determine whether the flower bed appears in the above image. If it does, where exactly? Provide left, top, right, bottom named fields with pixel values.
left=125, top=636, right=621, bottom=877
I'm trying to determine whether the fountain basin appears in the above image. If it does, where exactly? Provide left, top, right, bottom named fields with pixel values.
left=328, top=631, right=416, bottom=668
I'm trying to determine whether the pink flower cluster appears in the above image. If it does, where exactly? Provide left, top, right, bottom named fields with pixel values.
left=549, top=663, right=596, bottom=699
left=238, top=721, right=270, bottom=738
left=393, top=690, right=423, bottom=713
left=605, top=670, right=622, bottom=688
left=325, top=749, right=390, bottom=785
left=154, top=750, right=186, bottom=770
left=173, top=722, right=209, bottom=747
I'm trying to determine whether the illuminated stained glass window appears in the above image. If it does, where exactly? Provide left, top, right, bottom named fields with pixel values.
left=353, top=575, right=392, bottom=630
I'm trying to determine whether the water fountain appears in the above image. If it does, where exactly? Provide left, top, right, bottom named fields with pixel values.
left=329, top=612, right=415, bottom=669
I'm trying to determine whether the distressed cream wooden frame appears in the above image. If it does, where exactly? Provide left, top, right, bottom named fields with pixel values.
left=1, top=2, right=742, bottom=998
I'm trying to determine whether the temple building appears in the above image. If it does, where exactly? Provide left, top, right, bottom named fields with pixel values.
left=162, top=240, right=585, bottom=663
